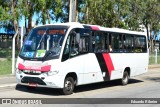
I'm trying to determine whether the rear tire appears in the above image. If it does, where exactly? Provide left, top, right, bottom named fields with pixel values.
left=121, top=71, right=129, bottom=85
left=60, top=77, right=75, bottom=95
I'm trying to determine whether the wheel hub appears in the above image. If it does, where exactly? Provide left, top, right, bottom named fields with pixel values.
left=65, top=80, right=72, bottom=91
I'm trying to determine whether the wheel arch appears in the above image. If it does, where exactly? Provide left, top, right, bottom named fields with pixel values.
left=65, top=72, right=78, bottom=86
left=124, top=67, right=131, bottom=77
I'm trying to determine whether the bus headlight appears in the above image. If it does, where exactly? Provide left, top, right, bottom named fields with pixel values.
left=16, top=69, right=23, bottom=74
left=48, top=71, right=58, bottom=76
left=43, top=71, right=59, bottom=76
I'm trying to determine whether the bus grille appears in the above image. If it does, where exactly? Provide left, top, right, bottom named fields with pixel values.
left=21, top=77, right=46, bottom=85
left=23, top=72, right=41, bottom=75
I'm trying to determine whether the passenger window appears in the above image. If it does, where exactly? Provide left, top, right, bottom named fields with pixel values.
left=134, top=36, right=147, bottom=53
left=62, top=33, right=72, bottom=61
left=93, top=31, right=108, bottom=53
left=109, top=33, right=123, bottom=52
left=62, top=28, right=90, bottom=61
left=70, top=33, right=79, bottom=57
left=74, top=28, right=90, bottom=55
left=124, top=35, right=134, bottom=52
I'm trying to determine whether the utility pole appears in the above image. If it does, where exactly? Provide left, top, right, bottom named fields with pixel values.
left=69, top=0, right=77, bottom=22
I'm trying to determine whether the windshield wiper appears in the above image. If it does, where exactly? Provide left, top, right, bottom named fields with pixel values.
left=36, top=28, right=48, bottom=50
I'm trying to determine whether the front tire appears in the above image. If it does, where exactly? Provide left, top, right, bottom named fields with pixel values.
left=60, top=77, right=75, bottom=95
left=24, top=86, right=36, bottom=90
left=121, top=71, right=129, bottom=85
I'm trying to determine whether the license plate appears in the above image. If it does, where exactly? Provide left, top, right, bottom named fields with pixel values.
left=28, top=83, right=37, bottom=87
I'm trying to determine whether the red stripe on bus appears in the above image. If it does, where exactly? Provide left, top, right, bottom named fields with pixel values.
left=18, top=63, right=51, bottom=72
left=102, top=53, right=114, bottom=78
left=90, top=26, right=100, bottom=30
left=41, top=65, right=51, bottom=72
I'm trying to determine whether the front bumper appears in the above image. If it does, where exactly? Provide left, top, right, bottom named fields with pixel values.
left=16, top=72, right=64, bottom=89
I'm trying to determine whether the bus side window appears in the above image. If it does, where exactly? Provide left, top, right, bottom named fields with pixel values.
left=70, top=34, right=79, bottom=57
left=62, top=31, right=78, bottom=61
left=113, top=34, right=119, bottom=52
left=92, top=32, right=96, bottom=52
left=134, top=36, right=147, bottom=53
left=93, top=31, right=108, bottom=53
left=124, top=35, right=134, bottom=53
left=108, top=33, right=113, bottom=52
left=76, top=28, right=90, bottom=54
left=79, top=37, right=88, bottom=53
left=62, top=34, right=71, bottom=61
left=109, top=33, right=123, bottom=53
left=62, top=28, right=90, bottom=61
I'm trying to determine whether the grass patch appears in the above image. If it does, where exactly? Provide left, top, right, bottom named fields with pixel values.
left=0, top=59, right=12, bottom=75
left=0, top=48, right=19, bottom=75
left=0, top=48, right=12, bottom=58
left=0, top=48, right=19, bottom=59
left=149, top=55, right=160, bottom=64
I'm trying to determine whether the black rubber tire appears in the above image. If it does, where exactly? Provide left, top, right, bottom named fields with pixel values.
left=24, top=86, right=36, bottom=90
left=121, top=71, right=129, bottom=85
left=60, top=77, right=75, bottom=95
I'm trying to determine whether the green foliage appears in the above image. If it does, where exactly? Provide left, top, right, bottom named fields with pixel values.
left=0, top=48, right=19, bottom=58
left=0, top=0, right=160, bottom=39
left=81, top=0, right=130, bottom=28
left=0, top=59, right=12, bottom=75
left=149, top=54, right=160, bottom=64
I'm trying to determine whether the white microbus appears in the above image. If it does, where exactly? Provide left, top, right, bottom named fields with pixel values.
left=16, top=22, right=149, bottom=95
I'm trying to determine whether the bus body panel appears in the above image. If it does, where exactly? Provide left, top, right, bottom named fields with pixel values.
left=60, top=53, right=104, bottom=86
left=83, top=53, right=103, bottom=84
left=60, top=55, right=84, bottom=85
left=109, top=53, right=148, bottom=80
left=15, top=22, right=149, bottom=92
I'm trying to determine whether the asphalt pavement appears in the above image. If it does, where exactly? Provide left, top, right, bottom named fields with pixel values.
left=0, top=64, right=159, bottom=88
left=0, top=75, right=16, bottom=88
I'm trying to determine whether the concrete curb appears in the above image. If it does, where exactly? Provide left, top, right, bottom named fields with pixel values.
left=0, top=83, right=17, bottom=88
left=0, top=74, right=15, bottom=78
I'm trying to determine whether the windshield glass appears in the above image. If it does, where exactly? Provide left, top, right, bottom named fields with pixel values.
left=19, top=25, right=68, bottom=59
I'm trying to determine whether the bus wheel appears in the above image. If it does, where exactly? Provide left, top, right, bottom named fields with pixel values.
left=61, top=77, right=74, bottom=95
left=121, top=71, right=129, bottom=85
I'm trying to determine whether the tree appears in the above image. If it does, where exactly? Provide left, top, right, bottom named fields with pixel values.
left=0, top=0, right=22, bottom=49
left=80, top=0, right=160, bottom=51
left=81, top=0, right=127, bottom=28
left=123, top=0, right=143, bottom=31
left=19, top=0, right=65, bottom=29
left=24, top=0, right=36, bottom=32
left=141, top=0, right=160, bottom=52
left=0, top=0, right=15, bottom=34
left=55, top=0, right=69, bottom=22
left=33, top=0, right=55, bottom=25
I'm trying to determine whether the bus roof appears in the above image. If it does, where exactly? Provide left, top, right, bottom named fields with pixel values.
left=34, top=22, right=146, bottom=36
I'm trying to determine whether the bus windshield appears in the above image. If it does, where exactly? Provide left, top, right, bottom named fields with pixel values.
left=19, top=25, right=68, bottom=60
